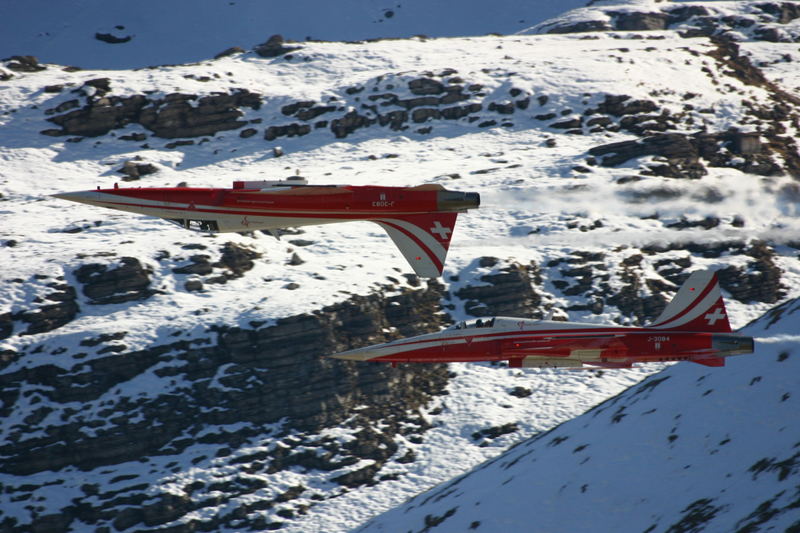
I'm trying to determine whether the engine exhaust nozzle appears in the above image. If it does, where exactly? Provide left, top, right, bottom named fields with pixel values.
left=437, top=190, right=480, bottom=212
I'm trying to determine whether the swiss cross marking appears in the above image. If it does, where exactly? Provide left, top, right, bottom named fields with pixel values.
left=705, top=307, right=726, bottom=326
left=430, top=220, right=452, bottom=239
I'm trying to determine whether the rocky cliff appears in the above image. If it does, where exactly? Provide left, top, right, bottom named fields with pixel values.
left=0, top=279, right=451, bottom=532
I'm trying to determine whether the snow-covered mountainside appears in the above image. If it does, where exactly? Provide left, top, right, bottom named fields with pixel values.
left=358, top=298, right=800, bottom=533
left=1, top=0, right=588, bottom=69
left=1, top=1, right=799, bottom=531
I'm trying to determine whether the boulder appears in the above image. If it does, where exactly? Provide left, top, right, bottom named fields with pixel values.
left=74, top=257, right=155, bottom=305
left=611, top=11, right=669, bottom=31
left=118, top=160, right=158, bottom=181
left=408, top=78, right=445, bottom=95
left=4, top=55, right=46, bottom=72
left=254, top=35, right=301, bottom=58
left=214, top=46, right=245, bottom=59
left=216, top=242, right=261, bottom=276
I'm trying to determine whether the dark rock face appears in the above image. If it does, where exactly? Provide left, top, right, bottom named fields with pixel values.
left=408, top=77, right=445, bottom=95
left=643, top=241, right=786, bottom=305
left=588, top=94, right=658, bottom=118
left=717, top=242, right=785, bottom=303
left=606, top=267, right=670, bottom=325
left=0, top=282, right=450, bottom=531
left=45, top=88, right=262, bottom=139
left=260, top=70, right=523, bottom=142
left=755, top=1, right=800, bottom=24
left=545, top=251, right=688, bottom=324
left=0, top=313, right=11, bottom=340
left=215, top=46, right=245, bottom=59
left=611, top=11, right=669, bottom=31
left=455, top=259, right=542, bottom=317
left=74, top=257, right=155, bottom=305
left=172, top=254, right=213, bottom=275
left=589, top=133, right=702, bottom=176
left=3, top=55, right=46, bottom=72
left=1, top=282, right=81, bottom=339
left=589, top=129, right=787, bottom=179
left=139, top=91, right=260, bottom=138
left=545, top=20, right=612, bottom=34
left=254, top=34, right=301, bottom=58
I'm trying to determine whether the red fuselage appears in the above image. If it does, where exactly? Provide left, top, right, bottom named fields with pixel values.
left=329, top=317, right=754, bottom=368
left=52, top=179, right=480, bottom=277
left=54, top=181, right=478, bottom=231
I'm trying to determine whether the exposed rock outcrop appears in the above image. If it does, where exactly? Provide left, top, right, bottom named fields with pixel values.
left=717, top=241, right=785, bottom=303
left=118, top=159, right=158, bottom=180
left=542, top=1, right=800, bottom=43
left=454, top=258, right=543, bottom=317
left=2, top=55, right=46, bottom=72
left=74, top=257, right=155, bottom=305
left=44, top=87, right=262, bottom=139
left=0, top=281, right=450, bottom=531
left=254, top=35, right=301, bottom=58
left=589, top=129, right=786, bottom=179
left=0, top=281, right=80, bottom=340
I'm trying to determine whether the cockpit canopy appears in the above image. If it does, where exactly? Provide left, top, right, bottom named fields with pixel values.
left=445, top=317, right=549, bottom=331
left=447, top=317, right=497, bottom=330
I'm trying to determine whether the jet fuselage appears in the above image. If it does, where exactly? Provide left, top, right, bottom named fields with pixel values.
left=53, top=178, right=480, bottom=277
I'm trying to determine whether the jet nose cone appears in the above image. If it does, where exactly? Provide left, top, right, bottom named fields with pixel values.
left=51, top=190, right=101, bottom=206
left=327, top=346, right=380, bottom=361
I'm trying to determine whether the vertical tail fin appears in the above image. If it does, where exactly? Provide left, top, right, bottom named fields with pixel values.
left=375, top=213, right=459, bottom=278
left=649, top=270, right=732, bottom=333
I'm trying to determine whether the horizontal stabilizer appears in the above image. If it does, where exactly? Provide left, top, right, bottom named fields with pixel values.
left=691, top=357, right=725, bottom=367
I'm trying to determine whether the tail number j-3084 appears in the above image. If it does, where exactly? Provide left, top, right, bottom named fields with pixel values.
left=649, top=335, right=670, bottom=351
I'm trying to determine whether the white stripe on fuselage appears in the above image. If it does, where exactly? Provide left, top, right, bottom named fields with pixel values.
left=338, top=323, right=636, bottom=360
left=89, top=192, right=434, bottom=217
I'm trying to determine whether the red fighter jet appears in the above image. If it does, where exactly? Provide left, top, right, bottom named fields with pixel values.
left=52, top=177, right=480, bottom=277
left=329, top=270, right=754, bottom=368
